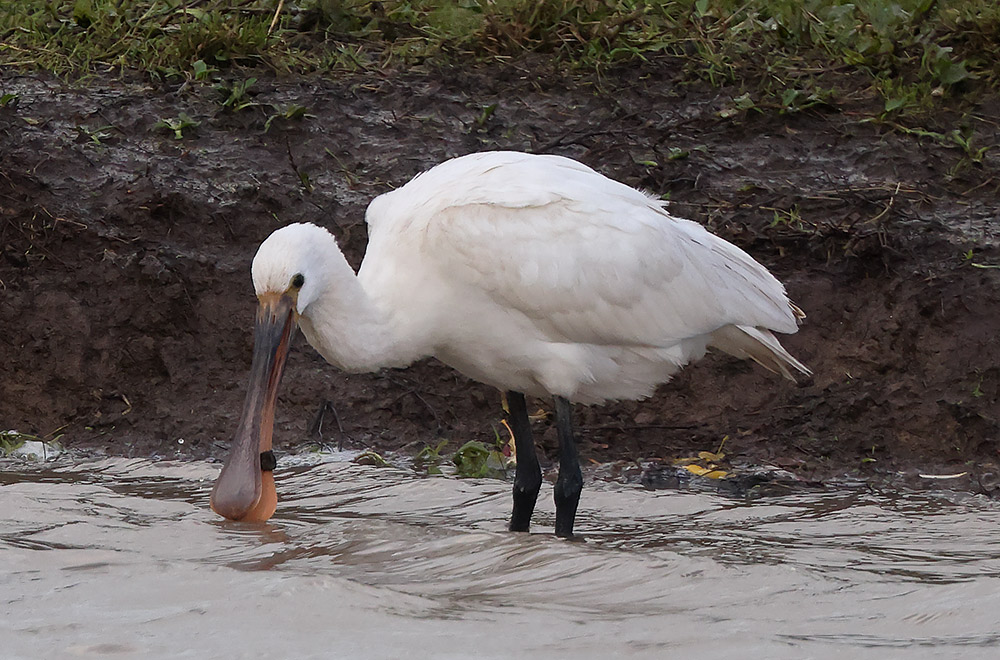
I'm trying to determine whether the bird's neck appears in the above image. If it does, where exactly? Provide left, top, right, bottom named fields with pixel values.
left=296, top=259, right=417, bottom=373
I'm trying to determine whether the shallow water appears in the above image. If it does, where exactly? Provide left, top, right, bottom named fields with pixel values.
left=2, top=457, right=999, bottom=659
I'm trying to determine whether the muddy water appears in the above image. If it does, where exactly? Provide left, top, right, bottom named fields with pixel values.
left=2, top=457, right=999, bottom=659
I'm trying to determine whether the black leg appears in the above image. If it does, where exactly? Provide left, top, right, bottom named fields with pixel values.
left=553, top=396, right=583, bottom=538
left=506, top=391, right=542, bottom=532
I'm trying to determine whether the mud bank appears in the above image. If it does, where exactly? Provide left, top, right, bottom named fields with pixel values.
left=2, top=61, right=998, bottom=485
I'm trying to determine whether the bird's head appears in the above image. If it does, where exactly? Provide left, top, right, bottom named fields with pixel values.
left=210, top=223, right=338, bottom=523
left=250, top=222, right=339, bottom=315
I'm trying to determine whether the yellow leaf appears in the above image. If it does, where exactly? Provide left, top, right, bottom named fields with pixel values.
left=684, top=464, right=728, bottom=479
left=698, top=451, right=725, bottom=462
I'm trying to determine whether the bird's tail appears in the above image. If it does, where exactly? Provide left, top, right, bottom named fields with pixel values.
left=709, top=325, right=811, bottom=382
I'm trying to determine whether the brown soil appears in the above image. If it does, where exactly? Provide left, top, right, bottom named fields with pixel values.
left=2, top=60, right=999, bottom=487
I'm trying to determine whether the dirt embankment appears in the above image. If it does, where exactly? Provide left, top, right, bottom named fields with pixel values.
left=2, top=61, right=998, bottom=484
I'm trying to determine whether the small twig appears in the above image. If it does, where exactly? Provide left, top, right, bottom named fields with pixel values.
left=864, top=181, right=900, bottom=225
left=309, top=400, right=354, bottom=450
left=285, top=137, right=312, bottom=192
left=961, top=176, right=997, bottom=197
left=267, top=0, right=285, bottom=36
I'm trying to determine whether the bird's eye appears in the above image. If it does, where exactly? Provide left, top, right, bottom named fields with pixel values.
left=291, top=273, right=305, bottom=289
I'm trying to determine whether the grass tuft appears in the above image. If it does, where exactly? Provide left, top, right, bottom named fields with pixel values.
left=2, top=1, right=998, bottom=121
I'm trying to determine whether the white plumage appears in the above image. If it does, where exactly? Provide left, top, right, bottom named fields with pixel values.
left=214, top=150, right=809, bottom=529
left=255, top=151, right=808, bottom=403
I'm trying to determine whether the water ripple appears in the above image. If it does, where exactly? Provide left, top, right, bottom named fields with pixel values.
left=2, top=457, right=999, bottom=659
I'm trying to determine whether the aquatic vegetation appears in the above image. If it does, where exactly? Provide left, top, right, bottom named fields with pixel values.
left=0, top=430, right=63, bottom=460
left=451, top=440, right=509, bottom=479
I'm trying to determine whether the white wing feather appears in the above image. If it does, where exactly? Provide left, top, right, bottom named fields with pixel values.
left=366, top=152, right=799, bottom=349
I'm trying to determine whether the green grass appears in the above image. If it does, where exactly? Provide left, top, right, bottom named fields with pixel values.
left=2, top=1, right=998, bottom=118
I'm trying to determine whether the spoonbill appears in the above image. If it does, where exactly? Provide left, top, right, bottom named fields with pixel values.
left=210, top=151, right=809, bottom=536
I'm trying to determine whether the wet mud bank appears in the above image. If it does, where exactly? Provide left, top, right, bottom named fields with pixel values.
left=2, top=61, right=998, bottom=487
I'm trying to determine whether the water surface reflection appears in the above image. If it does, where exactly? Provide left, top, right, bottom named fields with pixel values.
left=2, top=457, right=998, bottom=659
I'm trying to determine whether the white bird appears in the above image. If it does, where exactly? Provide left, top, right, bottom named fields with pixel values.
left=210, top=151, right=810, bottom=536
